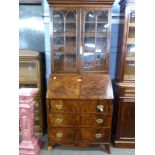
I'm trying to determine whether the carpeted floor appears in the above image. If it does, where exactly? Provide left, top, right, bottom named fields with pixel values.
left=37, top=134, right=135, bottom=155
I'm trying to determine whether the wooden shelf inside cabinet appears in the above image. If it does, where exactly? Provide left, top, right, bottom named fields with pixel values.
left=19, top=49, right=46, bottom=135
left=127, top=38, right=135, bottom=44
left=129, top=23, right=135, bottom=27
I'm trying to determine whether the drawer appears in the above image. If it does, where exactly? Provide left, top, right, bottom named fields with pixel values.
left=120, top=87, right=135, bottom=97
left=80, top=128, right=110, bottom=142
left=48, top=128, right=79, bottom=142
left=49, top=100, right=112, bottom=114
left=81, top=114, right=111, bottom=127
left=49, top=114, right=79, bottom=127
left=81, top=101, right=112, bottom=113
left=49, top=100, right=78, bottom=113
left=49, top=114, right=111, bottom=127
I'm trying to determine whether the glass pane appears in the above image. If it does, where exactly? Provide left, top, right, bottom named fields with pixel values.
left=124, top=44, right=135, bottom=80
left=53, top=11, right=64, bottom=22
left=66, top=23, right=76, bottom=32
left=84, top=37, right=95, bottom=52
left=53, top=10, right=77, bottom=73
left=66, top=37, right=76, bottom=53
left=95, top=53, right=106, bottom=71
left=19, top=63, right=37, bottom=80
left=35, top=120, right=40, bottom=126
left=128, top=27, right=135, bottom=38
left=53, top=22, right=64, bottom=32
left=124, top=9, right=135, bottom=80
left=66, top=11, right=76, bottom=22
left=130, top=11, right=135, bottom=23
left=53, top=36, right=64, bottom=52
left=83, top=53, right=95, bottom=71
left=96, top=37, right=107, bottom=53
left=85, top=11, right=95, bottom=22
left=85, top=23, right=95, bottom=32
left=97, top=23, right=108, bottom=32
left=65, top=55, right=76, bottom=71
left=97, top=11, right=108, bottom=22
left=54, top=53, right=65, bottom=72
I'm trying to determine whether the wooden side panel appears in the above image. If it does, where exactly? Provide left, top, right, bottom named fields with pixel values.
left=119, top=99, right=135, bottom=138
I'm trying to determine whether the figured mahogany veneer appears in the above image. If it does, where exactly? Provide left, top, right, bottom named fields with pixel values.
left=47, top=74, right=113, bottom=99
left=46, top=74, right=113, bottom=153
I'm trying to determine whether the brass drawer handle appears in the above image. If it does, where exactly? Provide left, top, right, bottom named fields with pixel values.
left=95, top=133, right=102, bottom=139
left=55, top=118, right=63, bottom=123
left=55, top=104, right=63, bottom=110
left=97, top=105, right=104, bottom=112
left=96, top=119, right=103, bottom=124
left=56, top=131, right=63, bottom=138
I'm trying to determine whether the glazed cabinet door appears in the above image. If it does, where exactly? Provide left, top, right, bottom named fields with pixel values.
left=19, top=61, right=39, bottom=82
left=124, top=7, right=135, bottom=81
left=51, top=8, right=79, bottom=73
left=81, top=8, right=111, bottom=73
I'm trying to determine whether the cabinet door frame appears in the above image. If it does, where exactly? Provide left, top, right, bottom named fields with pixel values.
left=50, top=6, right=80, bottom=74
left=50, top=5, right=112, bottom=74
left=120, top=5, right=135, bottom=81
left=81, top=7, right=111, bottom=74
left=19, top=60, right=39, bottom=83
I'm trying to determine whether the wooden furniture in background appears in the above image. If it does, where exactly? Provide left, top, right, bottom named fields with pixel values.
left=112, top=0, right=135, bottom=148
left=19, top=50, right=46, bottom=135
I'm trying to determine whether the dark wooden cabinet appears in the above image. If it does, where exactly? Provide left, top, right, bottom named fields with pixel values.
left=46, top=0, right=114, bottom=153
left=19, top=49, right=46, bottom=135
left=112, top=0, right=135, bottom=148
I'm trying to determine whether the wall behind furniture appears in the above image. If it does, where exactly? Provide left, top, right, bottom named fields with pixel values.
left=19, top=4, right=45, bottom=52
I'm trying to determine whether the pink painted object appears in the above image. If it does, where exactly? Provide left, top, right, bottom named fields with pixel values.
left=19, top=88, right=41, bottom=155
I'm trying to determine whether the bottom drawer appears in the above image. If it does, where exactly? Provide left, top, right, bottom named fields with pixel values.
left=48, top=128, right=79, bottom=142
left=80, top=128, right=110, bottom=142
left=48, top=128, right=110, bottom=143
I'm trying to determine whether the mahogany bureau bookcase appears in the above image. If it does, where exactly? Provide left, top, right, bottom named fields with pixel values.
left=46, top=0, right=115, bottom=153
left=112, top=0, right=135, bottom=148
left=19, top=49, right=46, bottom=135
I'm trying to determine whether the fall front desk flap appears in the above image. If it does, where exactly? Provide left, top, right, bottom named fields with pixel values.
left=47, top=74, right=113, bottom=100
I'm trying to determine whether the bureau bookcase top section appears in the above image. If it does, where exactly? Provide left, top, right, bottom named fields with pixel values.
left=49, top=0, right=114, bottom=74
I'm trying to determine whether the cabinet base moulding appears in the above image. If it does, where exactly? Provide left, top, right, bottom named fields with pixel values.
left=48, top=143, right=111, bottom=153
left=112, top=139, right=135, bottom=148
